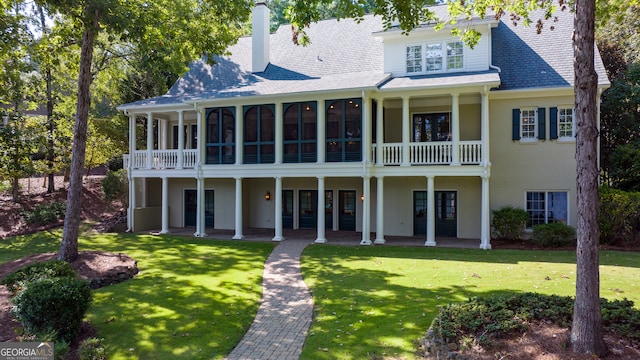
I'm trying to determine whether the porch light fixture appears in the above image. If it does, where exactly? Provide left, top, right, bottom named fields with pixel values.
left=360, top=194, right=364, bottom=201
left=265, top=191, right=271, bottom=201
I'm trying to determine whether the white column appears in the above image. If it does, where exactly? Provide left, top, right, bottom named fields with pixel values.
left=127, top=115, right=136, bottom=232
left=146, top=112, right=153, bottom=169
left=374, top=176, right=385, bottom=244
left=140, top=179, right=147, bottom=208
left=233, top=177, right=244, bottom=239
left=425, top=176, right=437, bottom=246
left=177, top=110, right=184, bottom=169
left=451, top=93, right=460, bottom=166
left=196, top=106, right=205, bottom=166
left=194, top=176, right=206, bottom=237
left=481, top=86, right=490, bottom=165
left=360, top=176, right=372, bottom=245
left=362, top=92, right=371, bottom=164
left=375, top=98, right=384, bottom=165
left=235, top=105, right=243, bottom=165
left=160, top=119, right=168, bottom=150
left=317, top=99, right=326, bottom=163
left=402, top=96, right=410, bottom=166
left=160, top=177, right=169, bottom=234
left=480, top=174, right=492, bottom=249
left=273, top=176, right=284, bottom=241
left=275, top=102, right=283, bottom=164
left=316, top=176, right=327, bottom=243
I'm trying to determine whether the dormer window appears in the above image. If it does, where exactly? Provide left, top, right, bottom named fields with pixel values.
left=405, top=40, right=465, bottom=75
left=406, top=45, right=423, bottom=73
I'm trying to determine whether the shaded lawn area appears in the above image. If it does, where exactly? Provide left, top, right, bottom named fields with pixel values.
left=300, top=245, right=640, bottom=360
left=0, top=231, right=276, bottom=360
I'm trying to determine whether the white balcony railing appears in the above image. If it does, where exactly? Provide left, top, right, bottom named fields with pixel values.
left=372, top=141, right=482, bottom=165
left=124, top=150, right=199, bottom=170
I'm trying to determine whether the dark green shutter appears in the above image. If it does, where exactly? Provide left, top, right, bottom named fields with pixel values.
left=537, top=107, right=546, bottom=140
left=549, top=107, right=558, bottom=139
left=512, top=109, right=520, bottom=141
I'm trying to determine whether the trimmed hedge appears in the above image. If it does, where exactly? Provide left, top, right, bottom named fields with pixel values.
left=12, top=277, right=92, bottom=342
left=532, top=222, right=576, bottom=247
left=1, top=260, right=76, bottom=295
left=491, top=206, right=529, bottom=240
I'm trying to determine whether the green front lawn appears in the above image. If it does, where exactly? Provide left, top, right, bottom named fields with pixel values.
left=300, top=245, right=640, bottom=360
left=1, top=232, right=275, bottom=360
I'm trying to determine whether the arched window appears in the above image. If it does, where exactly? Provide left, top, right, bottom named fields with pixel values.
left=243, top=105, right=275, bottom=164
left=205, top=107, right=235, bottom=164
left=326, top=98, right=361, bottom=162
left=283, top=102, right=317, bottom=163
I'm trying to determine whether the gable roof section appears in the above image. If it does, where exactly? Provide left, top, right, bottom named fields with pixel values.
left=491, top=7, right=609, bottom=90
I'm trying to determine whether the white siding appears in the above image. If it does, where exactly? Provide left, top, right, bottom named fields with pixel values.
left=382, top=26, right=491, bottom=76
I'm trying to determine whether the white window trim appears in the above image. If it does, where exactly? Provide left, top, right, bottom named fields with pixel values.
left=557, top=106, right=575, bottom=143
left=519, top=107, right=538, bottom=144
left=524, top=190, right=570, bottom=230
left=404, top=40, right=465, bottom=76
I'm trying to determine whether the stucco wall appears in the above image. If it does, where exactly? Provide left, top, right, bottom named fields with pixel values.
left=489, top=95, right=577, bottom=227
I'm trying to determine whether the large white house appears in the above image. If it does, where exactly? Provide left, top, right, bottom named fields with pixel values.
left=117, top=3, right=609, bottom=249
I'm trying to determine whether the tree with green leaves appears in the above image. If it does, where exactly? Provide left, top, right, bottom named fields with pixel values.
left=31, top=0, right=252, bottom=262
left=281, top=0, right=615, bottom=354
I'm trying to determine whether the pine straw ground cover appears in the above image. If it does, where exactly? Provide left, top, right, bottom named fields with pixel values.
left=299, top=245, right=640, bottom=360
left=0, top=231, right=275, bottom=359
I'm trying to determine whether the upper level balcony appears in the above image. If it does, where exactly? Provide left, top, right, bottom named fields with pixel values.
left=124, top=140, right=482, bottom=170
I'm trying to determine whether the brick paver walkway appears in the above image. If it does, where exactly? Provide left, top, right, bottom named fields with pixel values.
left=226, top=239, right=313, bottom=360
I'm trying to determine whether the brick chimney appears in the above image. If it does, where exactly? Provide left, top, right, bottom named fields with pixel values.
left=252, top=2, right=270, bottom=73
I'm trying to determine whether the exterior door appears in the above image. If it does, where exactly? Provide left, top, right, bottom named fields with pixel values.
left=184, top=189, right=214, bottom=227
left=299, top=190, right=317, bottom=229
left=435, top=191, right=457, bottom=237
left=413, top=190, right=457, bottom=237
left=338, top=190, right=356, bottom=231
left=413, top=191, right=427, bottom=235
left=283, top=190, right=293, bottom=229
left=325, top=190, right=333, bottom=229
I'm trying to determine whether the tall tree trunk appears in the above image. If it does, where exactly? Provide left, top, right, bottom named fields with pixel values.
left=38, top=6, right=55, bottom=194
left=11, top=177, right=19, bottom=203
left=571, top=0, right=607, bottom=355
left=58, top=22, right=97, bottom=262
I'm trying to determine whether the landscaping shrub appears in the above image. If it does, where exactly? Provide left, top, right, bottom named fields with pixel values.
left=532, top=222, right=576, bottom=247
left=1, top=260, right=76, bottom=295
left=106, top=156, right=124, bottom=172
left=21, top=201, right=66, bottom=225
left=78, top=337, right=107, bottom=360
left=101, top=169, right=128, bottom=205
left=491, top=206, right=529, bottom=240
left=599, top=186, right=640, bottom=245
left=430, top=293, right=640, bottom=351
left=12, top=277, right=92, bottom=342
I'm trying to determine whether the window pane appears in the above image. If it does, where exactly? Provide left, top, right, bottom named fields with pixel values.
left=261, top=106, right=275, bottom=141
left=447, top=41, right=464, bottom=70
left=244, top=107, right=258, bottom=142
left=548, top=192, right=568, bottom=223
left=559, top=108, right=574, bottom=138
left=222, top=110, right=234, bottom=143
left=521, top=110, right=536, bottom=139
left=302, top=104, right=316, bottom=140
left=426, top=43, right=442, bottom=72
left=526, top=191, right=546, bottom=227
left=284, top=105, right=299, bottom=141
left=207, top=110, right=220, bottom=143
left=406, top=45, right=422, bottom=73
left=327, top=101, right=342, bottom=139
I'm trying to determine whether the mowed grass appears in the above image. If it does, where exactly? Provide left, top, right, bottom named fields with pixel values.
left=0, top=231, right=276, bottom=360
left=299, top=245, right=640, bottom=360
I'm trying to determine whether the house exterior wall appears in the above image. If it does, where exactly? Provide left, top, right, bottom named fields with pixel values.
left=489, top=94, right=578, bottom=228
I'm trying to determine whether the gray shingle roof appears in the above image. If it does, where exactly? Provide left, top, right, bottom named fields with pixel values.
left=491, top=7, right=609, bottom=90
left=119, top=5, right=609, bottom=110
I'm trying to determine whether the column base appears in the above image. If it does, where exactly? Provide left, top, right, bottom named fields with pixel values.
left=272, top=236, right=284, bottom=242
left=193, top=232, right=207, bottom=238
left=479, top=242, right=492, bottom=250
left=360, top=239, right=372, bottom=245
left=424, top=240, right=437, bottom=247
left=315, top=238, right=327, bottom=244
left=232, top=235, right=244, bottom=240
left=159, top=230, right=170, bottom=234
left=374, top=238, right=386, bottom=244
